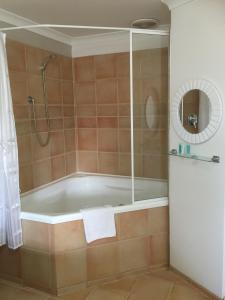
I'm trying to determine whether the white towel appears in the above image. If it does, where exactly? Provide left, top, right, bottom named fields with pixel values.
left=81, top=206, right=116, bottom=243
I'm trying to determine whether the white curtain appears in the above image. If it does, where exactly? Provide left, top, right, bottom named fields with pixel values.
left=0, top=33, right=23, bottom=249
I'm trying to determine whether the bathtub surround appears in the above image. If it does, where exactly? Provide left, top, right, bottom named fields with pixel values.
left=7, top=38, right=168, bottom=194
left=0, top=33, right=22, bottom=249
left=6, top=39, right=76, bottom=193
left=0, top=206, right=169, bottom=295
left=74, top=49, right=168, bottom=180
left=1, top=30, right=170, bottom=296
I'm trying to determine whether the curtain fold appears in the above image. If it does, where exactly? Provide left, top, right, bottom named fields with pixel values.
left=0, top=33, right=23, bottom=249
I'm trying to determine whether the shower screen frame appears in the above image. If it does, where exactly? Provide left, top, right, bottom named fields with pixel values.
left=0, top=24, right=169, bottom=205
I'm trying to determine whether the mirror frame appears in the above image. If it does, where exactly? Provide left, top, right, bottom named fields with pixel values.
left=171, top=79, right=223, bottom=144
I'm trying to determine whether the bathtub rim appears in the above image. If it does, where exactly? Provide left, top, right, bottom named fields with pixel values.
left=20, top=197, right=168, bottom=224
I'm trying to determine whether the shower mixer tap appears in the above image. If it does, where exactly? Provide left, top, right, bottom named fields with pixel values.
left=27, top=95, right=35, bottom=104
left=187, top=114, right=198, bottom=129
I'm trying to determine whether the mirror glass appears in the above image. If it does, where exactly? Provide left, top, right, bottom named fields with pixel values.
left=179, top=89, right=211, bottom=134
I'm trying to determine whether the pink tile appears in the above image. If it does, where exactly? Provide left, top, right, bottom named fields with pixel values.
left=97, top=117, right=118, bottom=128
left=96, top=79, right=117, bottom=104
left=78, top=128, right=97, bottom=151
left=98, top=128, right=118, bottom=152
left=73, top=56, right=95, bottom=82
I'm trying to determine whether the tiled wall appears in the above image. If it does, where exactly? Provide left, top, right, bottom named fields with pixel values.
left=74, top=49, right=168, bottom=179
left=6, top=39, right=76, bottom=193
left=133, top=48, right=168, bottom=179
left=73, top=53, right=131, bottom=175
left=7, top=40, right=168, bottom=193
left=1, top=207, right=168, bottom=294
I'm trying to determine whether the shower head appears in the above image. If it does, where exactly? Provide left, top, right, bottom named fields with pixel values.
left=40, top=54, right=56, bottom=71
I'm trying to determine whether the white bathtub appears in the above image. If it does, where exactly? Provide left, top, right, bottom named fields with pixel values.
left=21, top=174, right=168, bottom=224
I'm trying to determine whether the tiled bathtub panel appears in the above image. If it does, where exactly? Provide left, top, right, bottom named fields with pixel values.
left=0, top=246, right=21, bottom=282
left=14, top=207, right=169, bottom=293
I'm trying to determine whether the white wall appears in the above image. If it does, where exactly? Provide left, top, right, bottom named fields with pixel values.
left=168, top=0, right=225, bottom=297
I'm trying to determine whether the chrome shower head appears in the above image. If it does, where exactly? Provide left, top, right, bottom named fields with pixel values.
left=40, top=54, right=56, bottom=71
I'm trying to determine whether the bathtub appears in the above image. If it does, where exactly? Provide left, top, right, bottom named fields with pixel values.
left=21, top=173, right=168, bottom=224
left=17, top=173, right=169, bottom=293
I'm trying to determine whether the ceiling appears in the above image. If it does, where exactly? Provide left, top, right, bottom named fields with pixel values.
left=0, top=0, right=170, bottom=37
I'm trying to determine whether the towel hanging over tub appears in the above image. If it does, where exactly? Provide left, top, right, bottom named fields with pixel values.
left=81, top=206, right=116, bottom=243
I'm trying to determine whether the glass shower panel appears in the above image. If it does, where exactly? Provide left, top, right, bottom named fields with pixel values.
left=132, top=33, right=169, bottom=201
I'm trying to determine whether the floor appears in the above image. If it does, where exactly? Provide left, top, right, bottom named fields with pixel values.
left=0, top=269, right=217, bottom=300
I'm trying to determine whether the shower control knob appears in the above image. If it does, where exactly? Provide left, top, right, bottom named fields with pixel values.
left=27, top=95, right=35, bottom=104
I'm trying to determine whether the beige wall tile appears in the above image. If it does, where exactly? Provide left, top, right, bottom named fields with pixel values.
left=54, top=249, right=87, bottom=288
left=51, top=155, right=66, bottom=180
left=148, top=207, right=169, bottom=235
left=117, top=78, right=130, bottom=103
left=46, top=79, right=62, bottom=104
left=9, top=72, right=28, bottom=104
left=95, top=54, right=116, bottom=79
left=22, top=220, right=50, bottom=252
left=74, top=56, right=95, bottom=83
left=6, top=40, right=26, bottom=72
left=32, top=159, right=52, bottom=187
left=98, top=128, right=118, bottom=152
left=65, top=152, right=76, bottom=174
left=87, top=243, right=118, bottom=281
left=52, top=221, right=86, bottom=252
left=116, top=53, right=129, bottom=77
left=96, top=79, right=117, bottom=104
left=75, top=82, right=95, bottom=105
left=118, top=210, right=148, bottom=240
left=62, top=81, right=74, bottom=104
left=46, top=55, right=61, bottom=79
left=77, top=151, right=97, bottom=173
left=149, top=233, right=169, bottom=266
left=97, top=104, right=118, bottom=116
left=50, top=131, right=65, bottom=156
left=31, top=133, right=51, bottom=161
left=118, top=237, right=149, bottom=273
left=26, top=45, right=48, bottom=75
left=17, top=135, right=32, bottom=165
left=77, top=117, right=97, bottom=128
left=97, top=117, right=118, bottom=128
left=0, top=246, right=21, bottom=280
left=78, top=128, right=97, bottom=151
left=19, top=164, right=33, bottom=192
left=61, top=56, right=73, bottom=80
left=98, top=153, right=119, bottom=175
left=21, top=248, right=53, bottom=291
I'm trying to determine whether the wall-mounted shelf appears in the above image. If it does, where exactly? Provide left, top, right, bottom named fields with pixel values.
left=169, top=149, right=220, bottom=163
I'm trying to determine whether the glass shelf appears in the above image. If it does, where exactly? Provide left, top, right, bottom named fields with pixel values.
left=168, top=150, right=220, bottom=163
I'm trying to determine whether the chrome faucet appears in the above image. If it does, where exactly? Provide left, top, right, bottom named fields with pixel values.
left=187, top=114, right=198, bottom=129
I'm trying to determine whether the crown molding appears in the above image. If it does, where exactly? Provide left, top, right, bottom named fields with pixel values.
left=161, top=0, right=195, bottom=10
left=72, top=27, right=169, bottom=58
left=0, top=8, right=72, bottom=45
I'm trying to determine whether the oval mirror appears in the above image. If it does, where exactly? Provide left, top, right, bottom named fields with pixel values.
left=172, top=80, right=222, bottom=144
left=179, top=89, right=211, bottom=134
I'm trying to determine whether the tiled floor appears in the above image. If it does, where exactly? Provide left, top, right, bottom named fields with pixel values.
left=0, top=269, right=217, bottom=300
